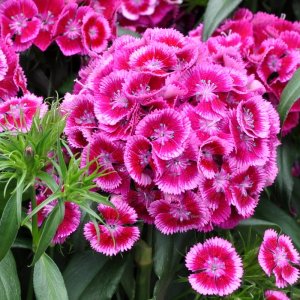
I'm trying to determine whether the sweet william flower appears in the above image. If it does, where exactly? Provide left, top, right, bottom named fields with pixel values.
left=185, top=237, right=243, bottom=296
left=258, top=229, right=300, bottom=288
left=265, top=290, right=290, bottom=300
left=0, top=0, right=41, bottom=51
left=84, top=197, right=140, bottom=256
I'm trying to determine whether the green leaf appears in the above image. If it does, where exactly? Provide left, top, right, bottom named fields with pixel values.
left=278, top=68, right=300, bottom=129
left=255, top=198, right=300, bottom=249
left=79, top=254, right=129, bottom=300
left=33, top=253, right=68, bottom=300
left=63, top=251, right=108, bottom=300
left=276, top=141, right=297, bottom=207
left=238, top=218, right=281, bottom=230
left=31, top=202, right=64, bottom=265
left=202, top=0, right=242, bottom=41
left=37, top=171, right=59, bottom=192
left=0, top=251, right=21, bottom=300
left=0, top=195, right=19, bottom=261
left=117, top=26, right=141, bottom=38
left=153, top=231, right=193, bottom=300
left=57, top=139, right=67, bottom=179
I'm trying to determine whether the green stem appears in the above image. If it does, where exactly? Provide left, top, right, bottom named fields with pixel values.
left=31, top=186, right=39, bottom=250
left=26, top=267, right=33, bottom=300
left=135, top=226, right=153, bottom=300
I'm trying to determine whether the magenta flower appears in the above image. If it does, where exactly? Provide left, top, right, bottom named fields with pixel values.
left=0, top=93, right=47, bottom=132
left=129, top=44, right=177, bottom=77
left=149, top=191, right=209, bottom=234
left=265, top=290, right=290, bottom=300
left=154, top=142, right=199, bottom=194
left=185, top=237, right=243, bottom=296
left=0, top=0, right=41, bottom=51
left=81, top=133, right=125, bottom=191
left=84, top=197, right=140, bottom=256
left=121, top=0, right=156, bottom=21
left=33, top=0, right=64, bottom=51
left=258, top=229, right=300, bottom=288
left=53, top=3, right=90, bottom=55
left=124, top=135, right=154, bottom=186
left=82, top=11, right=111, bottom=54
left=136, top=108, right=191, bottom=160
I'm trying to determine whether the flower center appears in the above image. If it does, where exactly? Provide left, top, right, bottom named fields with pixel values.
left=239, top=130, right=256, bottom=151
left=74, top=110, right=96, bottom=125
left=111, top=90, right=128, bottom=109
left=65, top=19, right=81, bottom=40
left=273, top=246, right=288, bottom=266
left=169, top=203, right=191, bottom=222
left=139, top=150, right=151, bottom=167
left=151, top=123, right=174, bottom=145
left=205, top=257, right=226, bottom=278
left=242, top=107, right=254, bottom=128
left=267, top=54, right=282, bottom=72
left=144, top=59, right=163, bottom=71
left=40, top=11, right=55, bottom=31
left=89, top=25, right=98, bottom=39
left=9, top=14, right=27, bottom=35
left=166, top=156, right=190, bottom=176
left=196, top=80, right=217, bottom=102
left=238, top=175, right=252, bottom=196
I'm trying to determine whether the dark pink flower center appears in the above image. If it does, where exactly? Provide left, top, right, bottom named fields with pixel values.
left=151, top=123, right=174, bottom=145
left=239, top=130, right=256, bottom=150
left=213, top=171, right=228, bottom=192
left=139, top=150, right=151, bottom=167
left=9, top=14, right=27, bottom=35
left=205, top=257, right=226, bottom=277
left=238, top=175, right=253, bottom=196
left=88, top=25, right=98, bottom=39
left=242, top=107, right=254, bottom=128
left=166, top=157, right=190, bottom=175
left=65, top=19, right=81, bottom=40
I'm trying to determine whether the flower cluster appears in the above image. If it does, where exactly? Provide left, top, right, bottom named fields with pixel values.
left=63, top=26, right=280, bottom=254
left=201, top=8, right=300, bottom=135
left=0, top=0, right=182, bottom=55
left=0, top=0, right=112, bottom=54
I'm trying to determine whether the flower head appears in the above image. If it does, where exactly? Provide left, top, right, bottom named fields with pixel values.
left=185, top=237, right=243, bottom=296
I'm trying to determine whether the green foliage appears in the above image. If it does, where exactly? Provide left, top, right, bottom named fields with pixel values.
left=202, top=0, right=242, bottom=41
left=278, top=68, right=300, bottom=131
left=33, top=253, right=68, bottom=300
left=0, top=251, right=21, bottom=300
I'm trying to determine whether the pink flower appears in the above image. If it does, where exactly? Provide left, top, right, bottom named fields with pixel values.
left=81, top=133, right=124, bottom=191
left=258, top=229, right=300, bottom=288
left=84, top=197, right=140, bottom=256
left=124, top=135, right=154, bottom=186
left=121, top=0, right=156, bottom=21
left=129, top=44, right=177, bottom=77
left=82, top=11, right=111, bottom=54
left=185, top=237, right=243, bottom=296
left=0, top=93, right=47, bottom=132
left=153, top=142, right=199, bottom=194
left=149, top=191, right=208, bottom=234
left=53, top=3, right=90, bottom=55
left=33, top=0, right=64, bottom=51
left=135, top=108, right=191, bottom=160
left=94, top=70, right=133, bottom=125
left=0, top=0, right=41, bottom=51
left=265, top=290, right=290, bottom=300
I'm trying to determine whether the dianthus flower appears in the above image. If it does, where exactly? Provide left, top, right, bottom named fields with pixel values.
left=258, top=229, right=300, bottom=288
left=265, top=290, right=290, bottom=300
left=185, top=237, right=243, bottom=296
left=84, top=196, right=140, bottom=256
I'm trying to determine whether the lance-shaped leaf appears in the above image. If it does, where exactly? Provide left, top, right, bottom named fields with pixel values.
left=202, top=0, right=242, bottom=41
left=33, top=253, right=68, bottom=300
left=278, top=68, right=300, bottom=130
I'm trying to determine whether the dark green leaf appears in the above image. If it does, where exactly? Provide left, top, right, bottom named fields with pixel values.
left=276, top=142, right=297, bottom=207
left=238, top=218, right=281, bottom=230
left=12, top=237, right=32, bottom=250
left=57, top=139, right=67, bottom=179
left=31, top=202, right=64, bottom=265
left=121, top=254, right=135, bottom=300
left=202, top=0, right=242, bottom=41
left=0, top=195, right=19, bottom=261
left=33, top=253, right=68, bottom=300
left=63, top=251, right=108, bottom=300
left=0, top=251, right=21, bottom=300
left=37, top=171, right=59, bottom=192
left=278, top=68, right=300, bottom=129
left=255, top=198, right=300, bottom=249
left=79, top=254, right=129, bottom=300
